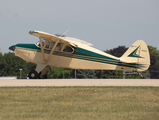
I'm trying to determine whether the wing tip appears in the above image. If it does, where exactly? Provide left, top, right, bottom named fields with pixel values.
left=29, top=30, right=39, bottom=35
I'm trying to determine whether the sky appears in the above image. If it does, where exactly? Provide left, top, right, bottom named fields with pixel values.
left=0, top=0, right=159, bottom=54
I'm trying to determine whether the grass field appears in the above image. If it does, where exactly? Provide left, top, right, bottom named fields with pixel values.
left=0, top=86, right=159, bottom=120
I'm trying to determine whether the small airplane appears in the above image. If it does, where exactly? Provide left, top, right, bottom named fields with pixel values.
left=9, top=30, right=150, bottom=79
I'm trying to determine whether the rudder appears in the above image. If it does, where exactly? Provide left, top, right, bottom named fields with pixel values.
left=120, top=40, right=150, bottom=71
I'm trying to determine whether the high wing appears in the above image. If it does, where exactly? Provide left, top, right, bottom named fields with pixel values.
left=29, top=30, right=93, bottom=47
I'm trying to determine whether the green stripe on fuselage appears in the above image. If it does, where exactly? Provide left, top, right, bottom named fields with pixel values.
left=16, top=44, right=40, bottom=50
left=74, top=47, right=117, bottom=61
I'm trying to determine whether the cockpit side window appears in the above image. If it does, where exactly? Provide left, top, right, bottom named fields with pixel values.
left=63, top=45, right=74, bottom=53
left=50, top=42, right=55, bottom=49
left=44, top=41, right=50, bottom=49
left=36, top=40, right=74, bottom=53
left=55, top=43, right=63, bottom=51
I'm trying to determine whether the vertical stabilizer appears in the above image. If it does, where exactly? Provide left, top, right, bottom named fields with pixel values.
left=120, top=40, right=150, bottom=71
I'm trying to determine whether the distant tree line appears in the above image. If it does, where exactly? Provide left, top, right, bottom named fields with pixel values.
left=0, top=45, right=158, bottom=79
left=0, top=52, right=36, bottom=79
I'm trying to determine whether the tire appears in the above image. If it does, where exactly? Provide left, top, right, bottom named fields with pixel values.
left=38, top=72, right=47, bottom=79
left=28, top=70, right=38, bottom=79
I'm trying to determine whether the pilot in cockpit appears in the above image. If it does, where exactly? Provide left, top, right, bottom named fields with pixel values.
left=55, top=43, right=61, bottom=51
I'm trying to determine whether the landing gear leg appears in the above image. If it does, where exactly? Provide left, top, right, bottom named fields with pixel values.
left=28, top=70, right=38, bottom=79
left=38, top=66, right=50, bottom=79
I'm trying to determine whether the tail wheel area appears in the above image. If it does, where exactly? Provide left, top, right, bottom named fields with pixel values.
left=38, top=72, right=47, bottom=79
left=28, top=70, right=38, bottom=79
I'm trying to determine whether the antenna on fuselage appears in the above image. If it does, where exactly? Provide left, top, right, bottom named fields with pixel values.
left=59, top=29, right=69, bottom=37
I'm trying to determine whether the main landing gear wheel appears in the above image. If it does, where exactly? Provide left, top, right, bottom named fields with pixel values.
left=38, top=72, right=47, bottom=79
left=28, top=70, right=38, bottom=79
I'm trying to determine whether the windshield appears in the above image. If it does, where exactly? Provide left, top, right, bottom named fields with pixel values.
left=36, top=40, right=45, bottom=47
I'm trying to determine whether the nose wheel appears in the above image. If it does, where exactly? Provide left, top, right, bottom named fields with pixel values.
left=28, top=70, right=38, bottom=79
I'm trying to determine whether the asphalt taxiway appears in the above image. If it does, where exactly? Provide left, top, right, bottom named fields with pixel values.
left=0, top=79, right=159, bottom=86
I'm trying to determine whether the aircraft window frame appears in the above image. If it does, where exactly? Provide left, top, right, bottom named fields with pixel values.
left=35, top=40, right=74, bottom=53
left=62, top=44, right=74, bottom=53
left=36, top=40, right=52, bottom=50
left=61, top=43, right=66, bottom=52
left=44, top=41, right=50, bottom=49
left=50, top=41, right=55, bottom=50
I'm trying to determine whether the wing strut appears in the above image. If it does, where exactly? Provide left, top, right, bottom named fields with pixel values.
left=39, top=37, right=46, bottom=62
left=45, top=40, right=59, bottom=63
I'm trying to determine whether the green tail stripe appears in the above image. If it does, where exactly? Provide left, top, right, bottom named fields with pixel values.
left=128, top=46, right=143, bottom=58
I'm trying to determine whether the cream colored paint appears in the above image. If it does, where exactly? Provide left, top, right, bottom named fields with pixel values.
left=15, top=46, right=139, bottom=72
left=13, top=30, right=150, bottom=74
